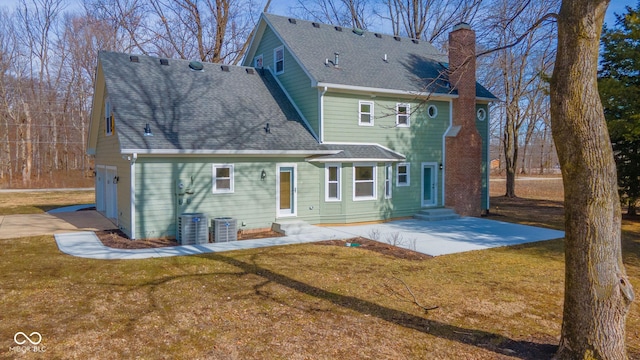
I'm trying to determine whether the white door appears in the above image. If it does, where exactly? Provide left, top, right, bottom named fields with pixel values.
left=421, top=162, right=437, bottom=207
left=277, top=164, right=297, bottom=217
left=105, top=166, right=118, bottom=222
left=96, top=166, right=105, bottom=212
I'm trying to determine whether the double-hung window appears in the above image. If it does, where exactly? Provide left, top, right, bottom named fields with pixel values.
left=353, top=163, right=376, bottom=200
left=396, top=103, right=410, bottom=127
left=359, top=101, right=374, bottom=126
left=274, top=46, right=284, bottom=74
left=212, top=164, right=234, bottom=193
left=105, top=97, right=113, bottom=136
left=396, top=162, right=410, bottom=186
left=384, top=163, right=392, bottom=199
left=325, top=164, right=341, bottom=201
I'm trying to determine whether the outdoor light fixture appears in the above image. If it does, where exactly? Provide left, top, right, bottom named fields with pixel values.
left=261, top=170, right=267, bottom=180
left=439, top=163, right=443, bottom=170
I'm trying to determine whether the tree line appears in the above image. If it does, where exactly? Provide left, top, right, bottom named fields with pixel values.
left=0, top=0, right=562, bottom=190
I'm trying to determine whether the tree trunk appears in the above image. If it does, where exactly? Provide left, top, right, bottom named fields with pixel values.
left=550, top=0, right=635, bottom=358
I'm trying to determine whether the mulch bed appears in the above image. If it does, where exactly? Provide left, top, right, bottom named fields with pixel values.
left=95, top=230, right=431, bottom=260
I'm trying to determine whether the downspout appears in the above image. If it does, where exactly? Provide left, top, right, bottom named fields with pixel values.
left=486, top=105, right=491, bottom=212
left=130, top=153, right=137, bottom=240
left=442, top=101, right=453, bottom=206
left=319, top=86, right=328, bottom=143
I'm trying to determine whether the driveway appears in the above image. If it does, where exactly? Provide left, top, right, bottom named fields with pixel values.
left=0, top=209, right=116, bottom=239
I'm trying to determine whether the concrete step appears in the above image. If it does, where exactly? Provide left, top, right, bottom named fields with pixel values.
left=272, top=220, right=314, bottom=235
left=413, top=208, right=459, bottom=221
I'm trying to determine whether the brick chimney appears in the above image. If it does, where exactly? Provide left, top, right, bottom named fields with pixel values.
left=445, top=23, right=482, bottom=216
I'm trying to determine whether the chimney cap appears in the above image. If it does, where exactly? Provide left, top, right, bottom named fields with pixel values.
left=453, top=22, right=472, bottom=31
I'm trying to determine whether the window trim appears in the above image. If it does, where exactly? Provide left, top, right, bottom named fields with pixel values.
left=477, top=107, right=487, bottom=121
left=212, top=164, right=234, bottom=194
left=274, top=46, right=284, bottom=74
left=325, top=163, right=341, bottom=202
left=384, top=163, right=392, bottom=199
left=427, top=104, right=438, bottom=118
left=254, top=54, right=263, bottom=68
left=105, top=97, right=113, bottom=136
left=358, top=100, right=374, bottom=126
left=353, top=163, right=377, bottom=201
left=396, top=162, right=410, bottom=187
left=396, top=103, right=410, bottom=127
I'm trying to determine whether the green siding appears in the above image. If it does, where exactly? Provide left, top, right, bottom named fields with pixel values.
left=133, top=157, right=321, bottom=239
left=251, top=26, right=319, bottom=138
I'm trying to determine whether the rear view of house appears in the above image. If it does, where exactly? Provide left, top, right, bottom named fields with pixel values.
left=87, top=13, right=496, bottom=240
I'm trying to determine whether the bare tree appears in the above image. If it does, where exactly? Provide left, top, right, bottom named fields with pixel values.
left=550, top=0, right=635, bottom=357
left=292, top=0, right=371, bottom=29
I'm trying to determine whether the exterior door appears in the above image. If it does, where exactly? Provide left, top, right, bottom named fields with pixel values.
left=421, top=162, right=437, bottom=207
left=96, top=166, right=105, bottom=212
left=277, top=164, right=297, bottom=217
left=105, top=166, right=118, bottom=222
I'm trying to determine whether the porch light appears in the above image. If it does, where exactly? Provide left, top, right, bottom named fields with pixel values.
left=261, top=170, right=267, bottom=180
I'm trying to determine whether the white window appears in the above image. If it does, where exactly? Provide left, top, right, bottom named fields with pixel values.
left=353, top=163, right=376, bottom=200
left=396, top=103, right=410, bottom=127
left=325, top=163, right=341, bottom=201
left=212, top=164, right=234, bottom=193
left=477, top=107, right=487, bottom=121
left=105, top=97, right=113, bottom=136
left=384, top=163, right=392, bottom=199
left=427, top=104, right=438, bottom=118
left=396, top=162, right=410, bottom=186
left=359, top=101, right=374, bottom=126
left=254, top=54, right=263, bottom=68
left=274, top=46, right=284, bottom=74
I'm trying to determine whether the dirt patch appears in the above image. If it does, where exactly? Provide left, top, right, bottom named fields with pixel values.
left=315, top=237, right=432, bottom=261
left=96, top=230, right=178, bottom=249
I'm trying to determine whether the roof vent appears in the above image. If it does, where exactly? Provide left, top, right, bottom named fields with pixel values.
left=334, top=52, right=339, bottom=66
left=394, top=36, right=401, bottom=41
left=143, top=123, right=153, bottom=137
left=334, top=26, right=342, bottom=32
left=246, top=68, right=255, bottom=74
left=412, top=39, right=419, bottom=44
left=383, top=54, right=388, bottom=62
left=375, top=33, right=382, bottom=38
left=160, top=58, right=169, bottom=65
left=288, top=18, right=297, bottom=24
left=129, top=55, right=139, bottom=63
left=189, top=61, right=204, bottom=71
left=352, top=28, right=364, bottom=36
left=312, top=22, right=320, bottom=28
left=221, top=65, right=230, bottom=72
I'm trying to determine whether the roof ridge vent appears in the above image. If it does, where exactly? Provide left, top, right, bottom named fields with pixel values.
left=412, top=39, right=419, bottom=44
left=312, top=22, right=320, bottom=28
left=129, top=55, right=139, bottom=63
left=374, top=33, right=382, bottom=38
left=160, top=58, right=169, bottom=65
left=288, top=18, right=297, bottom=24
left=221, top=65, right=230, bottom=72
left=246, top=68, right=255, bottom=74
left=352, top=28, right=364, bottom=36
left=394, top=36, right=401, bottom=41
left=334, top=26, right=342, bottom=32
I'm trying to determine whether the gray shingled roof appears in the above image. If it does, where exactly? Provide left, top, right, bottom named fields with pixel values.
left=100, top=51, right=321, bottom=153
left=311, top=144, right=405, bottom=162
left=262, top=13, right=496, bottom=99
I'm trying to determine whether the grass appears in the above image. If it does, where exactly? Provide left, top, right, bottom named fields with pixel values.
left=0, top=190, right=94, bottom=215
left=1, top=184, right=639, bottom=359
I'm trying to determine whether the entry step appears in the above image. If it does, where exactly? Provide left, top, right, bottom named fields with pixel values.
left=272, top=220, right=315, bottom=235
left=413, top=208, right=459, bottom=221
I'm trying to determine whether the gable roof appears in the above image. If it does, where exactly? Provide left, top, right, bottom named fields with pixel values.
left=98, top=51, right=324, bottom=154
left=247, top=13, right=496, bottom=100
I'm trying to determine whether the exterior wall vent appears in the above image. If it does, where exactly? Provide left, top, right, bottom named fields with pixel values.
left=312, top=22, right=320, bottom=28
left=221, top=65, right=230, bottom=72
left=335, top=26, right=342, bottom=32
left=288, top=18, right=297, bottom=24
left=160, top=58, right=169, bottom=65
left=177, top=213, right=208, bottom=245
left=211, top=217, right=237, bottom=242
left=129, top=55, right=139, bottom=62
